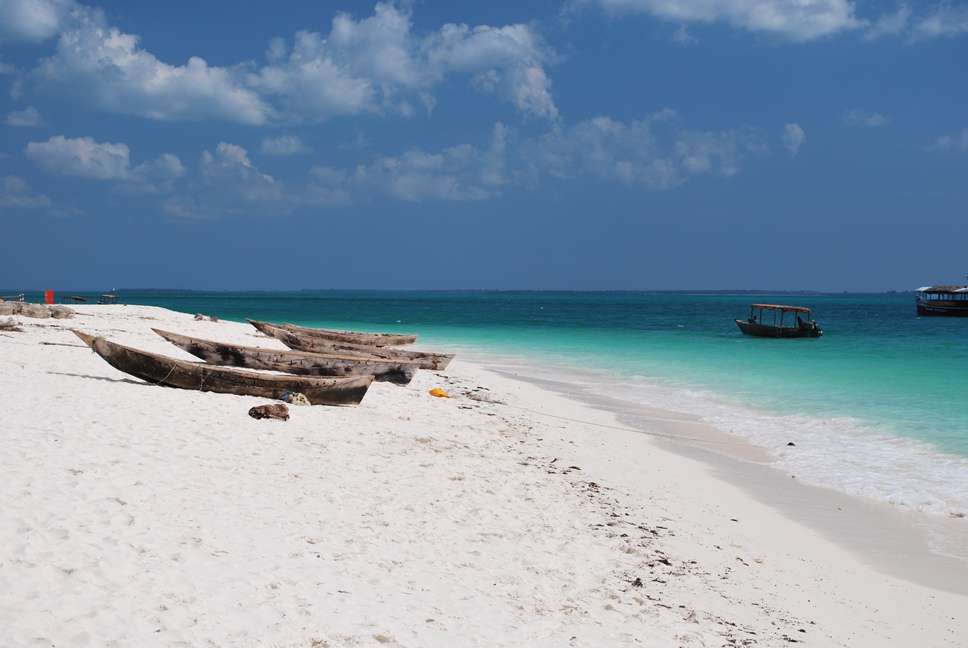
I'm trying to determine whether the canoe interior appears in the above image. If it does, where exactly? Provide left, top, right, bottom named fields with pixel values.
left=252, top=321, right=454, bottom=370
left=249, top=320, right=417, bottom=347
left=152, top=328, right=419, bottom=385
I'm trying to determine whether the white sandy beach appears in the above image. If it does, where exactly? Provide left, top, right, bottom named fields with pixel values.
left=1, top=305, right=965, bottom=647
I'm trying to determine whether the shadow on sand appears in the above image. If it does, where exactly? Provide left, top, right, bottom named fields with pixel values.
left=47, top=371, right=147, bottom=387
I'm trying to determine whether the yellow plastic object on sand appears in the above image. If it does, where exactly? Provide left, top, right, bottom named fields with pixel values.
left=281, top=390, right=311, bottom=406
left=429, top=387, right=450, bottom=398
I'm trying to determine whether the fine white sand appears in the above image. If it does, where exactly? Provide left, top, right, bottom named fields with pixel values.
left=1, top=305, right=965, bottom=647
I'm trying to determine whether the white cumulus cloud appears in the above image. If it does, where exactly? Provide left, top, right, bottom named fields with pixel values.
left=421, top=21, right=558, bottom=119
left=573, top=0, right=861, bottom=41
left=843, top=108, right=888, bottom=127
left=36, top=7, right=271, bottom=124
left=927, top=128, right=968, bottom=153
left=911, top=5, right=968, bottom=40
left=522, top=111, right=767, bottom=189
left=306, top=122, right=510, bottom=204
left=304, top=112, right=768, bottom=208
left=25, top=135, right=184, bottom=193
left=860, top=4, right=968, bottom=42
left=863, top=4, right=911, bottom=40
left=671, top=24, right=698, bottom=45
left=4, top=105, right=43, bottom=126
left=0, top=0, right=74, bottom=43
left=32, top=2, right=556, bottom=125
left=14, top=118, right=777, bottom=217
left=26, top=134, right=131, bottom=179
left=200, top=143, right=281, bottom=200
left=0, top=175, right=51, bottom=208
left=260, top=135, right=312, bottom=156
left=164, top=143, right=284, bottom=219
left=782, top=123, right=805, bottom=156
left=250, top=3, right=558, bottom=122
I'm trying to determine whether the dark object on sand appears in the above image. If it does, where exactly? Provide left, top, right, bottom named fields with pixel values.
left=736, top=304, right=822, bottom=338
left=248, top=403, right=290, bottom=420
left=251, top=320, right=453, bottom=370
left=249, top=319, right=416, bottom=347
left=153, top=328, right=419, bottom=385
left=72, top=330, right=373, bottom=405
left=916, top=284, right=968, bottom=317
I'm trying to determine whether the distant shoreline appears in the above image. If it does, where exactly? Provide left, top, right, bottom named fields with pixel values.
left=2, top=287, right=918, bottom=295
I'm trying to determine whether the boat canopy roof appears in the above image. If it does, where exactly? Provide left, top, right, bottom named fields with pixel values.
left=917, top=285, right=968, bottom=294
left=749, top=303, right=812, bottom=313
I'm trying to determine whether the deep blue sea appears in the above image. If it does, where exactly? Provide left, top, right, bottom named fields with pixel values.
left=12, top=289, right=968, bottom=515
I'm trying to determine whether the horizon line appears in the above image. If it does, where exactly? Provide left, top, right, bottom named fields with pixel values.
left=2, top=287, right=920, bottom=295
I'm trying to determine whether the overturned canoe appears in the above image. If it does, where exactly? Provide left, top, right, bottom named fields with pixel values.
left=73, top=331, right=373, bottom=405
left=153, top=328, right=419, bottom=385
left=249, top=320, right=416, bottom=347
left=252, top=321, right=454, bottom=370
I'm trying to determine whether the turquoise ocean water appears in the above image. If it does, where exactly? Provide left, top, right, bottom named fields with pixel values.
left=17, top=290, right=968, bottom=515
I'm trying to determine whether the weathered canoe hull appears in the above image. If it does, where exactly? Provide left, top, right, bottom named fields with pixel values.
left=249, top=320, right=417, bottom=347
left=152, top=328, right=419, bottom=385
left=73, top=331, right=373, bottom=405
left=252, top=322, right=454, bottom=370
left=735, top=320, right=823, bottom=338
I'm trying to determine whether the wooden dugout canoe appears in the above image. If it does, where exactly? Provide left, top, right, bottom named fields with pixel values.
left=72, top=331, right=373, bottom=405
left=152, top=328, right=419, bottom=385
left=251, top=321, right=454, bottom=370
left=249, top=320, right=416, bottom=347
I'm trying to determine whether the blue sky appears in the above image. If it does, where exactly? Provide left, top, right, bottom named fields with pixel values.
left=1, top=0, right=966, bottom=291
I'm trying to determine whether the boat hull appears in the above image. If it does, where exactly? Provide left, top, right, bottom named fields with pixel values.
left=249, top=320, right=416, bottom=347
left=916, top=301, right=968, bottom=317
left=73, top=331, right=373, bottom=405
left=153, top=328, right=419, bottom=385
left=735, top=319, right=822, bottom=338
left=252, top=322, right=454, bottom=370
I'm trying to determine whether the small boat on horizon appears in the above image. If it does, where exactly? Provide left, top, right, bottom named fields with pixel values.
left=736, top=304, right=822, bottom=338
left=916, top=283, right=968, bottom=317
